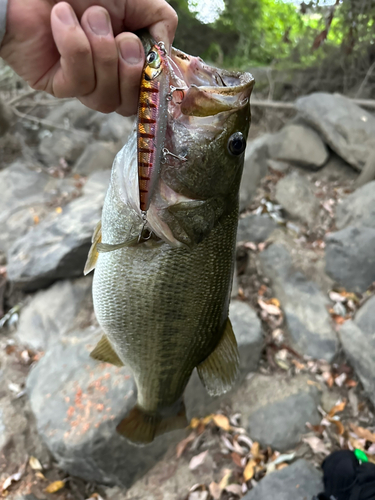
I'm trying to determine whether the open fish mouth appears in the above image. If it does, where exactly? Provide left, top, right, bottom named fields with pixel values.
left=168, top=48, right=254, bottom=118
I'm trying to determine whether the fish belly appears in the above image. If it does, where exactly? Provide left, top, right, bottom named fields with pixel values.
left=92, top=206, right=238, bottom=413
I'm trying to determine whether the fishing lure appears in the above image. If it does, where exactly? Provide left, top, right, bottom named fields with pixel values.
left=137, top=42, right=170, bottom=216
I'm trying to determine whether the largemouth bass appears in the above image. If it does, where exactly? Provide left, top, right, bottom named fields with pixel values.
left=84, top=43, right=254, bottom=445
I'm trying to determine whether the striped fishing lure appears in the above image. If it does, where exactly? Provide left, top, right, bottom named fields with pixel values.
left=137, top=42, right=170, bottom=214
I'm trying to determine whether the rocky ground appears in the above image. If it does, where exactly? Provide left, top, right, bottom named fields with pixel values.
left=0, top=69, right=375, bottom=500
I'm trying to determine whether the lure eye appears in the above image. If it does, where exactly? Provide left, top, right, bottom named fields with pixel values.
left=228, top=132, right=246, bottom=156
left=146, top=50, right=161, bottom=69
left=147, top=51, right=157, bottom=64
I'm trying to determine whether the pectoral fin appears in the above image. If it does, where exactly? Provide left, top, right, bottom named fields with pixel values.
left=84, top=220, right=102, bottom=275
left=90, top=335, right=124, bottom=367
left=197, top=318, right=239, bottom=396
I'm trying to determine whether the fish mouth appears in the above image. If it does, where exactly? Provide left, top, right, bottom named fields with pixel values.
left=169, top=48, right=254, bottom=117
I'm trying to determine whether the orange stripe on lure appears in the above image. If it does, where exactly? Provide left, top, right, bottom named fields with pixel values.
left=137, top=42, right=170, bottom=214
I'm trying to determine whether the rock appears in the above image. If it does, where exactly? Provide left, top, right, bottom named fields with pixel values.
left=311, top=153, right=358, bottom=183
left=325, top=226, right=375, bottom=293
left=267, top=159, right=290, bottom=173
left=44, top=99, right=96, bottom=130
left=73, top=141, right=118, bottom=176
left=235, top=374, right=321, bottom=451
left=39, top=129, right=90, bottom=166
left=268, top=123, right=328, bottom=169
left=260, top=243, right=338, bottom=361
left=243, top=459, right=323, bottom=500
left=7, top=170, right=110, bottom=291
left=240, top=135, right=271, bottom=211
left=96, top=114, right=135, bottom=144
left=295, top=92, right=375, bottom=171
left=229, top=300, right=264, bottom=376
left=26, top=328, right=184, bottom=487
left=354, top=295, right=375, bottom=334
left=16, top=278, right=92, bottom=351
left=339, top=319, right=375, bottom=406
left=184, top=300, right=264, bottom=417
left=275, top=171, right=320, bottom=226
left=237, top=214, right=277, bottom=243
left=0, top=161, right=77, bottom=254
left=336, top=181, right=375, bottom=230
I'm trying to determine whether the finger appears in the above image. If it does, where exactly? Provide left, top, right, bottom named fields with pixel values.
left=115, top=32, right=144, bottom=116
left=50, top=2, right=95, bottom=98
left=79, top=6, right=120, bottom=113
left=122, top=0, right=178, bottom=52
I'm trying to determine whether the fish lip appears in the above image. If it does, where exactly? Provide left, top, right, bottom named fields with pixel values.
left=170, top=47, right=254, bottom=117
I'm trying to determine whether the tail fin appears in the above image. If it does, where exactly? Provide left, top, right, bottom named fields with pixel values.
left=116, top=403, right=188, bottom=445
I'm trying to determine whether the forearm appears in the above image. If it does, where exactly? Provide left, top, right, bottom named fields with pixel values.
left=0, top=0, right=7, bottom=46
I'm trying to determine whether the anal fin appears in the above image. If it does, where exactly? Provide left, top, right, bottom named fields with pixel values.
left=116, top=402, right=188, bottom=445
left=197, top=318, right=239, bottom=397
left=84, top=220, right=102, bottom=275
left=90, top=335, right=124, bottom=367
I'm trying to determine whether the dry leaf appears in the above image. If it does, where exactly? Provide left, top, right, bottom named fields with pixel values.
left=328, top=400, right=346, bottom=418
left=44, top=480, right=65, bottom=493
left=190, top=418, right=200, bottom=429
left=208, top=482, right=221, bottom=500
left=350, top=424, right=375, bottom=443
left=258, top=299, right=281, bottom=316
left=276, top=463, right=288, bottom=470
left=250, top=441, right=260, bottom=458
left=55, top=207, right=63, bottom=214
left=212, top=414, right=231, bottom=431
left=29, top=456, right=43, bottom=471
left=231, top=452, right=243, bottom=467
left=225, top=484, right=243, bottom=495
left=35, top=472, right=47, bottom=481
left=202, top=414, right=214, bottom=425
left=219, top=471, right=231, bottom=490
left=329, top=419, right=345, bottom=435
left=1, top=472, right=22, bottom=493
left=189, top=451, right=208, bottom=471
left=303, top=436, right=330, bottom=455
left=243, top=459, right=256, bottom=481
left=176, top=432, right=196, bottom=458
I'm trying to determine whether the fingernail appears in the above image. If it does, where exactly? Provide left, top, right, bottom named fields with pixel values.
left=55, top=4, right=77, bottom=26
left=120, top=38, right=142, bottom=65
left=87, top=9, right=110, bottom=36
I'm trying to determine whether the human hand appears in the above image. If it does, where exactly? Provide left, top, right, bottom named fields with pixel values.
left=0, top=0, right=177, bottom=115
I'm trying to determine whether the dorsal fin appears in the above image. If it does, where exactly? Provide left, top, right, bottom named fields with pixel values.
left=90, top=335, right=124, bottom=367
left=84, top=220, right=102, bottom=275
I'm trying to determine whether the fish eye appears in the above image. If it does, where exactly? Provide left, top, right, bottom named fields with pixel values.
left=147, top=51, right=157, bottom=64
left=228, top=132, right=246, bottom=156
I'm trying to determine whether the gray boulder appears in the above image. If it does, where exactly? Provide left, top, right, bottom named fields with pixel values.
left=260, top=243, right=338, bottom=361
left=237, top=214, right=278, bottom=244
left=96, top=113, right=135, bottom=144
left=185, top=300, right=264, bottom=417
left=73, top=141, right=118, bottom=176
left=240, top=135, right=271, bottom=210
left=44, top=99, right=96, bottom=130
left=336, top=181, right=375, bottom=230
left=0, top=97, right=12, bottom=138
left=16, top=278, right=92, bottom=351
left=26, top=328, right=183, bottom=487
left=325, top=226, right=375, bottom=293
left=355, top=295, right=375, bottom=334
left=295, top=93, right=375, bottom=171
left=268, top=123, right=328, bottom=169
left=39, top=129, right=90, bottom=166
left=7, top=170, right=110, bottom=291
left=243, top=459, right=323, bottom=500
left=275, top=171, right=320, bottom=226
left=235, top=374, right=321, bottom=451
left=0, top=161, right=77, bottom=253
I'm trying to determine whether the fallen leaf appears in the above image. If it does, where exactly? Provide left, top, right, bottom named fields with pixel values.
left=345, top=379, right=357, bottom=388
left=329, top=419, right=345, bottom=435
left=29, top=456, right=43, bottom=471
left=231, top=452, right=243, bottom=467
left=225, top=484, right=243, bottom=495
left=292, top=359, right=305, bottom=371
left=334, top=373, right=347, bottom=387
left=331, top=314, right=347, bottom=325
left=243, top=459, right=256, bottom=481
left=268, top=298, right=280, bottom=307
left=276, top=463, right=288, bottom=470
left=190, top=418, right=200, bottom=429
left=189, top=451, right=208, bottom=471
left=55, top=207, right=63, bottom=214
left=202, top=414, right=214, bottom=425
left=258, top=299, right=281, bottom=316
left=350, top=424, right=375, bottom=443
left=328, top=400, right=346, bottom=418
left=1, top=472, right=22, bottom=493
left=303, top=436, right=330, bottom=455
left=212, top=414, right=231, bottom=431
left=35, top=472, right=47, bottom=481
left=250, top=441, right=260, bottom=458
left=367, top=443, right=375, bottom=455
left=176, top=432, right=196, bottom=458
left=208, top=482, right=221, bottom=500
left=44, top=480, right=66, bottom=493
left=307, top=380, right=321, bottom=389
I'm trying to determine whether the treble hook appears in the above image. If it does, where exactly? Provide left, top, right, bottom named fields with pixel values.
left=162, top=148, right=187, bottom=163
